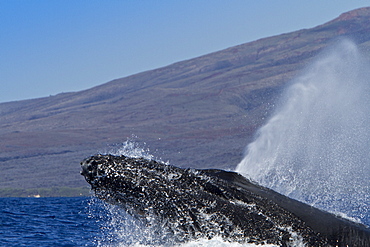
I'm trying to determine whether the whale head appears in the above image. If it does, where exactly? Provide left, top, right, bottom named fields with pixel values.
left=81, top=154, right=182, bottom=215
left=81, top=154, right=237, bottom=242
left=81, top=154, right=357, bottom=246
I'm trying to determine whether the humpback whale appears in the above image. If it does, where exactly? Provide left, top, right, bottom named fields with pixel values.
left=81, top=154, right=370, bottom=246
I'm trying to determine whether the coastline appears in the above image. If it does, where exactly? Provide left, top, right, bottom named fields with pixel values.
left=0, top=186, right=91, bottom=198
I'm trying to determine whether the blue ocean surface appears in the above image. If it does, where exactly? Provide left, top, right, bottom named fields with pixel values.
left=1, top=196, right=369, bottom=247
left=0, top=197, right=100, bottom=247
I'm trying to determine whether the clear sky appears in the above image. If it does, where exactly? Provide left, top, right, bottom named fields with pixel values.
left=1, top=1, right=369, bottom=103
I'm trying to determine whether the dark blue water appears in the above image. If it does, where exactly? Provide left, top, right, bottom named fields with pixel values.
left=0, top=197, right=101, bottom=247
left=1, top=196, right=369, bottom=246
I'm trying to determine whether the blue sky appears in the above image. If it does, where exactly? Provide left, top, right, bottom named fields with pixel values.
left=1, top=1, right=369, bottom=103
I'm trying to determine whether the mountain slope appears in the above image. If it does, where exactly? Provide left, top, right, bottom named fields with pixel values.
left=1, top=7, right=370, bottom=194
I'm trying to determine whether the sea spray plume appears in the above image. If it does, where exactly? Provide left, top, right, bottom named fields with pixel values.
left=236, top=39, right=370, bottom=224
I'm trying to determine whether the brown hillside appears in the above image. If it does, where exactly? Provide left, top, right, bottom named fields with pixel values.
left=1, top=7, right=370, bottom=192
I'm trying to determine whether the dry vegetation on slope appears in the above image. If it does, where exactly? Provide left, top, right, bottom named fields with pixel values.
left=1, top=8, right=370, bottom=196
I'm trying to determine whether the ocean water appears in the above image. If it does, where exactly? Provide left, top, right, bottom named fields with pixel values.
left=0, top=197, right=98, bottom=247
left=0, top=196, right=283, bottom=247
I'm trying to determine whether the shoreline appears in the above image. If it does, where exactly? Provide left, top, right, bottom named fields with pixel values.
left=0, top=186, right=91, bottom=198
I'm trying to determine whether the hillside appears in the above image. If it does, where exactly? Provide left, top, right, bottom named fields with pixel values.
left=1, top=7, right=370, bottom=196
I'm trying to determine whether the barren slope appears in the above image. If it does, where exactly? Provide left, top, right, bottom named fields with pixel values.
left=1, top=7, right=370, bottom=194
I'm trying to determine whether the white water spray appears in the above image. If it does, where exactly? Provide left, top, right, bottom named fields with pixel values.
left=236, top=39, right=370, bottom=224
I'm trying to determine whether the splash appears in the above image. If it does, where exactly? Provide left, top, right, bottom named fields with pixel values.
left=102, top=136, right=169, bottom=164
left=88, top=198, right=172, bottom=246
left=88, top=198, right=287, bottom=247
left=102, top=135, right=154, bottom=160
left=236, top=39, right=370, bottom=224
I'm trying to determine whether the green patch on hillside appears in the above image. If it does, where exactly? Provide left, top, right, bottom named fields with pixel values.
left=0, top=186, right=91, bottom=198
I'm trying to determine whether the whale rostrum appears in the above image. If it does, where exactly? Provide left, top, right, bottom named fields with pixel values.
left=81, top=154, right=370, bottom=246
